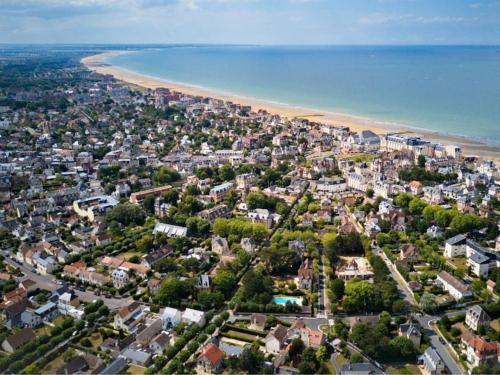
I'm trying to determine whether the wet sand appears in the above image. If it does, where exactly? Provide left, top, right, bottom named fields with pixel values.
left=82, top=51, right=500, bottom=161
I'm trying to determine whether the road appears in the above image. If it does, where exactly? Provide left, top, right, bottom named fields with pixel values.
left=374, top=246, right=416, bottom=305
left=416, top=314, right=464, bottom=375
left=317, top=245, right=327, bottom=318
left=2, top=252, right=128, bottom=309
left=373, top=246, right=464, bottom=375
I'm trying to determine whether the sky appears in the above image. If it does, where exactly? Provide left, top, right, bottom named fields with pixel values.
left=0, top=0, right=499, bottom=45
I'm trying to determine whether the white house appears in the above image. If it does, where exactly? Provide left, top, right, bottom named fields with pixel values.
left=465, top=305, right=491, bottom=332
left=211, top=236, right=229, bottom=255
left=264, top=324, right=288, bottom=354
left=418, top=347, right=445, bottom=375
left=160, top=307, right=182, bottom=329
left=111, top=267, right=130, bottom=289
left=153, top=223, right=187, bottom=238
left=182, top=308, right=206, bottom=327
left=444, top=234, right=467, bottom=258
left=436, top=271, right=472, bottom=300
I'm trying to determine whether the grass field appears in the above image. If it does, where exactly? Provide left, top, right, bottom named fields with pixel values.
left=117, top=251, right=143, bottom=261
left=42, top=355, right=65, bottom=374
left=386, top=364, right=421, bottom=375
left=127, top=364, right=146, bottom=375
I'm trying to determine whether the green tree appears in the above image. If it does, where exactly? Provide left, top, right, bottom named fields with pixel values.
left=238, top=342, right=266, bottom=373
left=417, top=154, right=426, bottom=168
left=106, top=203, right=146, bottom=226
left=419, top=292, right=437, bottom=313
left=350, top=352, right=364, bottom=364
left=330, top=278, right=345, bottom=301
left=156, top=277, right=191, bottom=306
left=153, top=166, right=180, bottom=184
left=213, top=270, right=237, bottom=297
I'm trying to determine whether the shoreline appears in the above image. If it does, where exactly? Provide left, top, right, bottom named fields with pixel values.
left=82, top=51, right=500, bottom=161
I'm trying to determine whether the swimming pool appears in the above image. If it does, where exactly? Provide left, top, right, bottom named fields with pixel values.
left=273, top=295, right=303, bottom=306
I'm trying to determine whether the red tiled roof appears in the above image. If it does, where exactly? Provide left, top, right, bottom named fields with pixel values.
left=198, top=344, right=224, bottom=366
left=467, top=336, right=500, bottom=356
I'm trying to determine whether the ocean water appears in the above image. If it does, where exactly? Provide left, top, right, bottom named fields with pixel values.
left=107, top=45, right=500, bottom=145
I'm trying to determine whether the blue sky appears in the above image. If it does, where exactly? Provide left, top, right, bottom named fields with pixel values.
left=1, top=0, right=499, bottom=44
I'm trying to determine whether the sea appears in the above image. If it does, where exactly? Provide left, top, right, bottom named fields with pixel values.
left=106, top=45, right=500, bottom=145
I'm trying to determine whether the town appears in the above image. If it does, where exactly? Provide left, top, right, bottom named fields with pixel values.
left=0, top=47, right=499, bottom=375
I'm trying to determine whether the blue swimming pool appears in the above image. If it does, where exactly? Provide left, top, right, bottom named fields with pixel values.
left=273, top=296, right=303, bottom=306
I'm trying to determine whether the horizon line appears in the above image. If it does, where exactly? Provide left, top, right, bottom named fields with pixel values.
left=1, top=42, right=500, bottom=48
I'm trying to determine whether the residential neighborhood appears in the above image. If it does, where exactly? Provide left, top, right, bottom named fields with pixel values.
left=0, top=47, right=498, bottom=375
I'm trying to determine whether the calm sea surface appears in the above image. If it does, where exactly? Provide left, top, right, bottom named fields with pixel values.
left=107, top=46, right=500, bottom=145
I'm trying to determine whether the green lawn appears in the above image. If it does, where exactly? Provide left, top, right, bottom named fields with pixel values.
left=127, top=364, right=146, bottom=375
left=41, top=355, right=65, bottom=374
left=386, top=364, right=421, bottom=375
left=117, top=251, right=143, bottom=261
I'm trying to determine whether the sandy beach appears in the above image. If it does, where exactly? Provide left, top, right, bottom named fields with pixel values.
left=82, top=51, right=500, bottom=161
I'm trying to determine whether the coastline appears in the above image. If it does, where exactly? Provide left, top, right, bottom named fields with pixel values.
left=82, top=51, right=500, bottom=161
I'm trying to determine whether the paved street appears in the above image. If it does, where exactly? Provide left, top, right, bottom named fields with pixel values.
left=374, top=247, right=464, bottom=375
left=416, top=314, right=464, bottom=375
left=2, top=251, right=128, bottom=309
left=317, top=245, right=327, bottom=318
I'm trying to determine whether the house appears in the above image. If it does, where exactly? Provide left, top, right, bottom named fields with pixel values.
left=196, top=343, right=224, bottom=375
left=340, top=363, right=379, bottom=375
left=19, top=279, right=37, bottom=294
left=335, top=258, right=374, bottom=281
left=444, top=234, right=467, bottom=258
left=100, top=356, right=128, bottom=375
left=182, top=308, right=206, bottom=327
left=56, top=354, right=105, bottom=375
left=2, top=299, right=28, bottom=328
left=409, top=180, right=423, bottom=195
left=436, top=271, right=472, bottom=300
left=465, top=305, right=491, bottom=332
left=148, top=278, right=162, bottom=295
left=35, top=301, right=59, bottom=321
left=136, top=319, right=163, bottom=346
left=399, top=321, right=422, bottom=347
left=199, top=204, right=231, bottom=222
left=427, top=225, right=443, bottom=239
left=487, top=280, right=496, bottom=292
left=249, top=313, right=266, bottom=331
left=129, top=185, right=172, bottom=204
left=161, top=307, right=182, bottom=329
left=33, top=255, right=58, bottom=275
left=297, top=258, right=313, bottom=289
left=1, top=328, right=35, bottom=353
left=211, top=236, right=229, bottom=255
left=209, top=182, right=233, bottom=202
left=419, top=347, right=445, bottom=375
left=400, top=244, right=419, bottom=263
left=464, top=335, right=500, bottom=368
left=111, top=268, right=130, bottom=289
left=289, top=239, right=305, bottom=258
left=114, top=302, right=144, bottom=333
left=141, top=247, right=172, bottom=268
left=56, top=354, right=104, bottom=375
left=288, top=319, right=326, bottom=348
left=468, top=252, right=493, bottom=278
left=247, top=208, right=281, bottom=228
left=150, top=332, right=170, bottom=354
left=196, top=273, right=211, bottom=289
left=122, top=348, right=152, bottom=367
left=153, top=222, right=187, bottom=238
left=265, top=324, right=288, bottom=354
left=241, top=237, right=257, bottom=253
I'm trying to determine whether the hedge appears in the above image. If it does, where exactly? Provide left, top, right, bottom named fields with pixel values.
left=220, top=324, right=267, bottom=337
